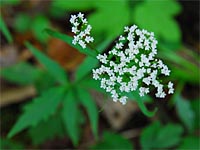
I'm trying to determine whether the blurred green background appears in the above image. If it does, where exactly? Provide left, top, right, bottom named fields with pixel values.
left=0, top=0, right=199, bottom=149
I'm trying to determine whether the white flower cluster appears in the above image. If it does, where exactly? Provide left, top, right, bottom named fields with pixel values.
left=93, top=25, right=174, bottom=105
left=70, top=12, right=94, bottom=49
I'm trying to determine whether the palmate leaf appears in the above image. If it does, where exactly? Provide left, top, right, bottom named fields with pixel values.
left=76, top=87, right=98, bottom=138
left=8, top=87, right=65, bottom=138
left=25, top=42, right=68, bottom=85
left=45, top=29, right=97, bottom=57
left=88, top=1, right=130, bottom=41
left=133, top=0, right=181, bottom=44
left=0, top=14, right=13, bottom=43
left=140, top=121, right=183, bottom=150
left=61, top=90, right=80, bottom=146
left=28, top=115, right=65, bottom=145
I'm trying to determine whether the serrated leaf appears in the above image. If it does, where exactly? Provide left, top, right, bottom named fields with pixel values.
left=91, top=131, right=133, bottom=150
left=76, top=87, right=98, bottom=137
left=140, top=121, right=183, bottom=149
left=175, top=94, right=195, bottom=132
left=25, top=42, right=68, bottom=85
left=0, top=62, right=41, bottom=85
left=8, top=87, right=65, bottom=138
left=45, top=29, right=97, bottom=57
left=133, top=0, right=181, bottom=43
left=28, top=115, right=65, bottom=145
left=61, top=90, right=80, bottom=146
left=0, top=15, right=13, bottom=43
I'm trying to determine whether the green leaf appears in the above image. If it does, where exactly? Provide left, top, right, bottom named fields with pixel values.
left=191, top=99, right=200, bottom=129
left=178, top=136, right=200, bottom=149
left=76, top=87, right=98, bottom=137
left=50, top=0, right=94, bottom=11
left=91, top=131, right=134, bottom=150
left=14, top=13, right=31, bottom=33
left=31, top=15, right=50, bottom=43
left=79, top=77, right=105, bottom=93
left=140, top=122, right=183, bottom=149
left=0, top=15, right=13, bottom=43
left=158, top=47, right=199, bottom=84
left=0, top=138, right=24, bottom=149
left=133, top=0, right=181, bottom=43
left=175, top=94, right=195, bottom=132
left=34, top=71, right=56, bottom=93
left=8, top=87, right=65, bottom=138
left=45, top=28, right=97, bottom=57
left=25, top=42, right=68, bottom=85
left=75, top=38, right=113, bottom=82
left=28, top=115, right=65, bottom=145
left=88, top=1, right=130, bottom=40
left=128, top=92, right=156, bottom=117
left=61, top=90, right=80, bottom=146
left=75, top=57, right=98, bottom=82
left=0, top=62, right=41, bottom=85
left=0, top=0, right=20, bottom=5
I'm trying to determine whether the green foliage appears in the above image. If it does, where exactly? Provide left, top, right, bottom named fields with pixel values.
left=50, top=0, right=93, bottom=11
left=91, top=131, right=134, bottom=150
left=28, top=115, right=65, bottom=145
left=76, top=87, right=98, bottom=137
left=25, top=42, right=68, bottom=85
left=0, top=138, right=24, bottom=149
left=0, top=15, right=13, bottom=43
left=191, top=99, right=200, bottom=129
left=75, top=57, right=98, bottom=82
left=79, top=77, right=105, bottom=93
left=128, top=92, right=156, bottom=117
left=45, top=29, right=97, bottom=57
left=61, top=90, right=80, bottom=146
left=133, top=0, right=181, bottom=44
left=0, top=62, right=41, bottom=85
left=159, top=45, right=200, bottom=84
left=31, top=15, right=50, bottom=43
left=140, top=121, right=183, bottom=150
left=14, top=13, right=31, bottom=33
left=89, top=1, right=130, bottom=40
left=0, top=0, right=20, bottom=6
left=175, top=94, right=195, bottom=132
left=75, top=38, right=112, bottom=82
left=34, top=71, right=56, bottom=93
left=178, top=136, right=200, bottom=149
left=8, top=87, right=65, bottom=138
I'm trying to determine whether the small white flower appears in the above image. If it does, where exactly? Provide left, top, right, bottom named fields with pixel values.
left=168, top=81, right=174, bottom=94
left=70, top=12, right=94, bottom=49
left=93, top=24, right=174, bottom=104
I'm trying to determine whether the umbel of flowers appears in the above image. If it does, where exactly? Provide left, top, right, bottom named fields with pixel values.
left=70, top=13, right=174, bottom=105
left=70, top=12, right=94, bottom=49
